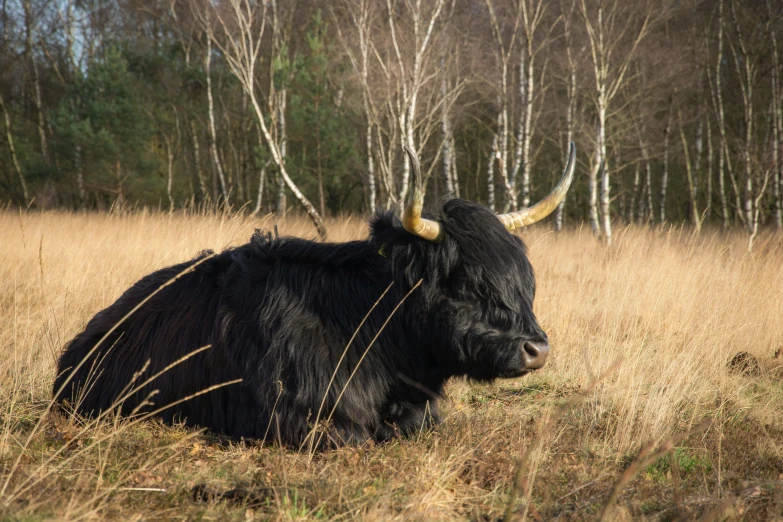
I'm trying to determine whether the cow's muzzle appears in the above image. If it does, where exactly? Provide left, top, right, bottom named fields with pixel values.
left=522, top=340, right=550, bottom=370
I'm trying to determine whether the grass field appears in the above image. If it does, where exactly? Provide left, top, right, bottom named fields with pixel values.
left=1, top=210, right=782, bottom=521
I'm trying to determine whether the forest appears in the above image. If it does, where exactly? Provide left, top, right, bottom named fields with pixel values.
left=1, top=0, right=782, bottom=243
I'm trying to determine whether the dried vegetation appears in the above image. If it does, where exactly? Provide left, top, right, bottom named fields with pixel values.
left=1, top=210, right=782, bottom=520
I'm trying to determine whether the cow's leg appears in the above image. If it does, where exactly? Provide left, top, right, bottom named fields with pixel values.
left=331, top=423, right=372, bottom=447
left=374, top=400, right=440, bottom=441
left=298, top=417, right=373, bottom=449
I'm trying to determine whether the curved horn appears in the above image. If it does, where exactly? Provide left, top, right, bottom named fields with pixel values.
left=402, top=145, right=442, bottom=242
left=497, top=142, right=576, bottom=230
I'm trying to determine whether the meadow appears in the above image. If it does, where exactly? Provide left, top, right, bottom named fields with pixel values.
left=1, top=210, right=782, bottom=521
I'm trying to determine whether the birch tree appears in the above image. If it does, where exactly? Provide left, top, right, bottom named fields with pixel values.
left=189, top=120, right=210, bottom=203
left=728, top=0, right=774, bottom=246
left=334, top=0, right=448, bottom=209
left=203, top=33, right=230, bottom=204
left=266, top=0, right=294, bottom=216
left=578, top=0, right=653, bottom=244
left=771, top=0, right=783, bottom=230
left=729, top=0, right=756, bottom=232
left=659, top=99, right=672, bottom=223
left=704, top=104, right=714, bottom=222
left=385, top=0, right=450, bottom=207
left=555, top=0, right=578, bottom=231
left=198, top=0, right=327, bottom=238
left=484, top=0, right=520, bottom=211
left=516, top=0, right=550, bottom=210
left=487, top=114, right=500, bottom=211
left=440, top=54, right=459, bottom=199
left=332, top=0, right=379, bottom=212
left=677, top=105, right=700, bottom=231
left=484, top=0, right=549, bottom=212
left=2, top=0, right=783, bottom=227
left=707, top=0, right=734, bottom=229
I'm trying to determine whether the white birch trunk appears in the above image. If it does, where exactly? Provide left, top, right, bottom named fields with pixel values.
left=515, top=0, right=547, bottom=211
left=205, top=37, right=229, bottom=204
left=729, top=0, right=756, bottom=234
left=718, top=137, right=729, bottom=228
left=555, top=8, right=576, bottom=232
left=387, top=0, right=448, bottom=208
left=450, top=136, right=460, bottom=198
left=488, top=134, right=498, bottom=211
left=740, top=75, right=754, bottom=234
left=366, top=118, right=376, bottom=212
left=276, top=89, right=287, bottom=216
left=441, top=57, right=454, bottom=198
left=254, top=158, right=270, bottom=215
left=580, top=0, right=650, bottom=240
left=598, top=100, right=611, bottom=244
left=743, top=120, right=753, bottom=235
left=705, top=109, right=714, bottom=221
left=513, top=48, right=527, bottom=210
left=485, top=0, right=518, bottom=211
left=519, top=39, right=535, bottom=210
left=588, top=126, right=600, bottom=235
left=189, top=120, right=209, bottom=203
left=255, top=88, right=325, bottom=236
left=498, top=77, right=513, bottom=210
left=693, top=116, right=706, bottom=223
left=205, top=0, right=327, bottom=237
left=774, top=78, right=783, bottom=231
left=771, top=1, right=783, bottom=230
left=678, top=107, right=700, bottom=231
left=359, top=6, right=376, bottom=214
left=659, top=103, right=673, bottom=223
left=748, top=176, right=771, bottom=251
left=164, top=134, right=174, bottom=211
left=694, top=111, right=704, bottom=224
left=714, top=0, right=730, bottom=228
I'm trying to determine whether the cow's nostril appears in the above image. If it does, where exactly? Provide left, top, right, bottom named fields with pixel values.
left=522, top=340, right=550, bottom=370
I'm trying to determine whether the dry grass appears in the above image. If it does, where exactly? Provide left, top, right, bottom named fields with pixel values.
left=1, top=210, right=782, bottom=521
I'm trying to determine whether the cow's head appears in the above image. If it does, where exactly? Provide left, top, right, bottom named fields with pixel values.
left=371, top=144, right=575, bottom=381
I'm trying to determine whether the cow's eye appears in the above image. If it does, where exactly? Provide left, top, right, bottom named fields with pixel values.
left=486, top=306, right=515, bottom=330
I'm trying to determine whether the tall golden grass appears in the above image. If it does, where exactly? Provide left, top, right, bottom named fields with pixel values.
left=1, top=210, right=782, bottom=520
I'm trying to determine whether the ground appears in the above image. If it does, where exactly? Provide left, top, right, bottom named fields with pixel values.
left=1, top=210, right=782, bottom=521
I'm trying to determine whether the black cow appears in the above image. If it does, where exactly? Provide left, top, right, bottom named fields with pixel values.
left=53, top=144, right=575, bottom=448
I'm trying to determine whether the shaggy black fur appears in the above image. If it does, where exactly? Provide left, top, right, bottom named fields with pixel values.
left=53, top=200, right=548, bottom=446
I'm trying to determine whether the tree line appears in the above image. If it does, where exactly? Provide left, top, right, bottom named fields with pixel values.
left=1, top=0, right=781, bottom=244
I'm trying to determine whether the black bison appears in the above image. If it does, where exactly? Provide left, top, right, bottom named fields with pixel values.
left=53, top=144, right=575, bottom=448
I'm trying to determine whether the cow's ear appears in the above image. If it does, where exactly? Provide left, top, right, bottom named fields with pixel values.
left=369, top=210, right=405, bottom=249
